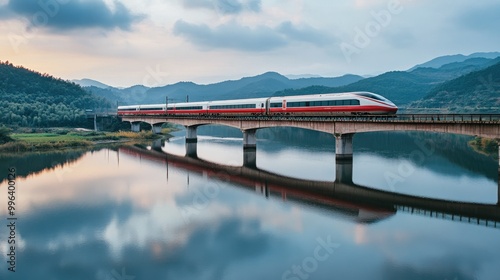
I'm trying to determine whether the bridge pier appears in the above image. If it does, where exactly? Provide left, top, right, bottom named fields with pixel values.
left=131, top=122, right=141, bottom=132
left=152, top=124, right=163, bottom=134
left=152, top=139, right=163, bottom=151
left=243, top=129, right=257, bottom=168
left=335, top=133, right=354, bottom=161
left=335, top=159, right=353, bottom=184
left=185, top=126, right=198, bottom=158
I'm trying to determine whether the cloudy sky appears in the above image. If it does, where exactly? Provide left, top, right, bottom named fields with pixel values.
left=0, top=0, right=499, bottom=87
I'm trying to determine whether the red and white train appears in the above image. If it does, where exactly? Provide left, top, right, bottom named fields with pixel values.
left=117, top=91, right=398, bottom=116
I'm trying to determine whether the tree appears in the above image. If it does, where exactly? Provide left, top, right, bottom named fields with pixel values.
left=0, top=126, right=13, bottom=144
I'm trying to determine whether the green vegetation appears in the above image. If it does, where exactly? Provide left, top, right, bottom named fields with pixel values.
left=0, top=129, right=167, bottom=153
left=469, top=137, right=499, bottom=156
left=274, top=57, right=500, bottom=108
left=0, top=61, right=111, bottom=128
left=0, top=126, right=13, bottom=144
left=409, top=61, right=500, bottom=112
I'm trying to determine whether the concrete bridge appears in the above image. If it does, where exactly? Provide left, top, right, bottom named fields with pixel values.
left=121, top=114, right=500, bottom=166
left=120, top=144, right=500, bottom=228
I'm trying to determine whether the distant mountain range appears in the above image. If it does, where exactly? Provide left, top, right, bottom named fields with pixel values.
left=71, top=78, right=111, bottom=89
left=273, top=55, right=500, bottom=107
left=83, top=72, right=364, bottom=104
left=2, top=51, right=498, bottom=128
left=78, top=51, right=499, bottom=112
left=408, top=52, right=500, bottom=71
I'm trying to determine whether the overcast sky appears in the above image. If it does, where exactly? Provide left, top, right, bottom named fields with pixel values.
left=1, top=0, right=499, bottom=87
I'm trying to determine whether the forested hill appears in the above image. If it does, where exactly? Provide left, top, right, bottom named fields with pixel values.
left=409, top=61, right=500, bottom=112
left=0, top=61, right=111, bottom=127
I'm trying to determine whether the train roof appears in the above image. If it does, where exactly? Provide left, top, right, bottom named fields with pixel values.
left=118, top=91, right=393, bottom=109
left=271, top=91, right=392, bottom=102
left=271, top=92, right=359, bottom=100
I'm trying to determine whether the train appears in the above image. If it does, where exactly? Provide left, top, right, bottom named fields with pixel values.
left=117, top=91, right=398, bottom=116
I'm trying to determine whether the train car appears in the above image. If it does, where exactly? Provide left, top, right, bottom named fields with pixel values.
left=268, top=92, right=397, bottom=115
left=118, top=102, right=209, bottom=115
left=118, top=104, right=142, bottom=115
left=117, top=104, right=166, bottom=115
left=117, top=91, right=397, bottom=116
left=167, top=101, right=208, bottom=115
left=207, top=98, right=267, bottom=115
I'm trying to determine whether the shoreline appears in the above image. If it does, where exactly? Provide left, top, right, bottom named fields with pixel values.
left=0, top=128, right=173, bottom=153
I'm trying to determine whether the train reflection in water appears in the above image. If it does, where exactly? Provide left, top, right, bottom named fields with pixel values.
left=119, top=144, right=500, bottom=229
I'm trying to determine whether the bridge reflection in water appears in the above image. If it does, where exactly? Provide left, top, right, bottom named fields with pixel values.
left=120, top=142, right=500, bottom=229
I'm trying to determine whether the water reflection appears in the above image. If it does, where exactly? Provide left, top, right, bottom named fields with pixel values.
left=164, top=129, right=497, bottom=203
left=0, top=129, right=499, bottom=280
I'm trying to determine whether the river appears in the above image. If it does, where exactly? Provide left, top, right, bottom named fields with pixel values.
left=0, top=127, right=499, bottom=280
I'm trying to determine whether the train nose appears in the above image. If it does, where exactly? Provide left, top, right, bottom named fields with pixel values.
left=386, top=101, right=397, bottom=108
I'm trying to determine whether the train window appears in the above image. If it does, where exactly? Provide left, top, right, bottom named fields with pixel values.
left=356, top=92, right=387, bottom=102
left=176, top=106, right=203, bottom=110
left=270, top=103, right=282, bottom=108
left=140, top=107, right=163, bottom=111
left=118, top=108, right=138, bottom=111
left=210, top=104, right=254, bottom=109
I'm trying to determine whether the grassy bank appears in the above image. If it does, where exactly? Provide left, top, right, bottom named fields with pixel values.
left=0, top=129, right=171, bottom=153
left=468, top=137, right=498, bottom=157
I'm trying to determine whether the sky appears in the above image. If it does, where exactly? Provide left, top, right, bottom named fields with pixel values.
left=0, top=0, right=499, bottom=88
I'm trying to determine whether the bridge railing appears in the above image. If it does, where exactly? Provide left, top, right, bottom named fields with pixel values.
left=120, top=113, right=500, bottom=123
left=396, top=205, right=499, bottom=229
left=394, top=114, right=500, bottom=123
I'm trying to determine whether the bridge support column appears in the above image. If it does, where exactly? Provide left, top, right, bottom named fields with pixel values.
left=185, top=126, right=198, bottom=158
left=131, top=122, right=141, bottom=132
left=335, top=133, right=354, bottom=161
left=335, top=159, right=353, bottom=184
left=497, top=143, right=500, bottom=206
left=152, top=139, right=163, bottom=151
left=152, top=124, right=163, bottom=134
left=243, top=129, right=257, bottom=168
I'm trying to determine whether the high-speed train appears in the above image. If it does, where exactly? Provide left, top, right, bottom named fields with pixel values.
left=117, top=91, right=398, bottom=116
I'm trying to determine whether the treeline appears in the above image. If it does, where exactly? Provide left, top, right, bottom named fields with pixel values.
left=0, top=61, right=111, bottom=127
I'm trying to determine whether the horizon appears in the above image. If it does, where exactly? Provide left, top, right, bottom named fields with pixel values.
left=1, top=0, right=499, bottom=88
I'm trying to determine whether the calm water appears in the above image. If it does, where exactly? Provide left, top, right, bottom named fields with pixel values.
left=1, top=128, right=499, bottom=280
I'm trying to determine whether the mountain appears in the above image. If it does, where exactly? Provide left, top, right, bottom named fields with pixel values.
left=88, top=72, right=364, bottom=105
left=274, top=57, right=500, bottom=106
left=408, top=52, right=500, bottom=71
left=285, top=74, right=322, bottom=79
left=72, top=78, right=110, bottom=89
left=0, top=61, right=111, bottom=127
left=408, top=61, right=500, bottom=112
left=87, top=84, right=150, bottom=105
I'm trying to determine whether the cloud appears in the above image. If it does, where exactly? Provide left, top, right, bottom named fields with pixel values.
left=277, top=21, right=334, bottom=46
left=183, top=0, right=261, bottom=14
left=383, top=29, right=417, bottom=49
left=0, top=0, right=144, bottom=31
left=173, top=20, right=286, bottom=51
left=456, top=3, right=500, bottom=32
left=173, top=20, right=334, bottom=52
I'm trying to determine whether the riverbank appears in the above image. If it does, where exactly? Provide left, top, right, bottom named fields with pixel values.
left=468, top=137, right=499, bottom=157
left=0, top=128, right=173, bottom=153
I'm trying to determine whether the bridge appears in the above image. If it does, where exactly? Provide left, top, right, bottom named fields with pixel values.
left=120, top=144, right=500, bottom=228
left=120, top=114, right=500, bottom=168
